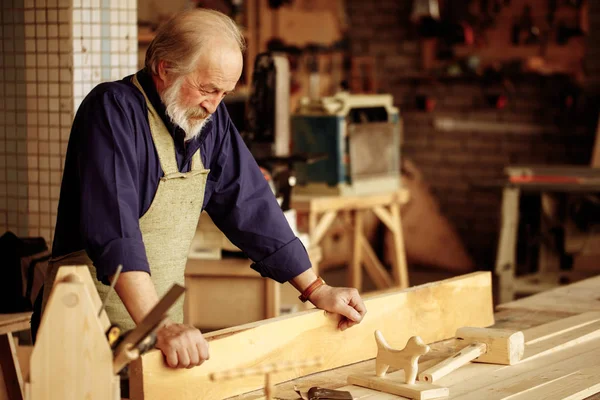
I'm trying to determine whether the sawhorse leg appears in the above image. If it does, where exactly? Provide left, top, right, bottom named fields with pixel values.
left=495, top=187, right=520, bottom=304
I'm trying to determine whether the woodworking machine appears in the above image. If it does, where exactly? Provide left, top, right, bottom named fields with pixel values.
left=291, top=92, right=403, bottom=196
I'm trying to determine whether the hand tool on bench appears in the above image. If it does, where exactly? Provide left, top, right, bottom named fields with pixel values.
left=418, top=327, right=524, bottom=383
left=112, top=284, right=186, bottom=374
left=294, top=386, right=354, bottom=400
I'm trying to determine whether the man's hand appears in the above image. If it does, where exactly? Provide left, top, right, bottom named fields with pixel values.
left=155, top=321, right=210, bottom=368
left=308, top=285, right=367, bottom=331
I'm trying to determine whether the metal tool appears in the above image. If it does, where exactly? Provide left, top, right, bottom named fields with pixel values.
left=99, top=264, right=122, bottom=317
left=112, top=284, right=186, bottom=374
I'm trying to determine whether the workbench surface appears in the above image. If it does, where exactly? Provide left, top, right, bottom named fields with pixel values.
left=228, top=274, right=600, bottom=400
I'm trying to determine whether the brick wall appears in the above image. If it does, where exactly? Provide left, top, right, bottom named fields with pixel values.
left=346, top=0, right=600, bottom=270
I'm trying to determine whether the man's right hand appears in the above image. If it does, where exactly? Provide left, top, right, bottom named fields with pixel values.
left=155, top=321, right=210, bottom=368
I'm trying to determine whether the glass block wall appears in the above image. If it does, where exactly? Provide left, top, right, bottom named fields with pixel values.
left=0, top=0, right=137, bottom=245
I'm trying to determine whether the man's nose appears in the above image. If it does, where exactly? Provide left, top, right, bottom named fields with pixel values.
left=201, top=96, right=219, bottom=114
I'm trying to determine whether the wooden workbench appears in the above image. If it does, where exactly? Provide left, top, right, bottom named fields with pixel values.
left=229, top=274, right=600, bottom=400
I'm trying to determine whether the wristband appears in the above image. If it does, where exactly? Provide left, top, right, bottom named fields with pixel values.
left=298, top=277, right=326, bottom=303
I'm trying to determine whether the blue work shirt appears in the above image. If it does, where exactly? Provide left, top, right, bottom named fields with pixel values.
left=52, top=68, right=311, bottom=284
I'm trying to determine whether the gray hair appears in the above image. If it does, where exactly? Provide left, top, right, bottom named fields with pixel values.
left=145, top=8, right=246, bottom=77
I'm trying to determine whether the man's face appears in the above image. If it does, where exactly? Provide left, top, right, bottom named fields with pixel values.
left=160, top=45, right=243, bottom=140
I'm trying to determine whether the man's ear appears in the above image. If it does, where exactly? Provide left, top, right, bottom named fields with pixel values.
left=157, top=60, right=170, bottom=83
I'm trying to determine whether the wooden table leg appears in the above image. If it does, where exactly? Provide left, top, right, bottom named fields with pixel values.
left=350, top=210, right=364, bottom=290
left=495, top=187, right=520, bottom=304
left=390, top=203, right=409, bottom=289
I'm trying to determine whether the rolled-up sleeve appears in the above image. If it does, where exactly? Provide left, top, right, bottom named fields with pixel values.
left=204, top=110, right=312, bottom=283
left=76, top=90, right=150, bottom=284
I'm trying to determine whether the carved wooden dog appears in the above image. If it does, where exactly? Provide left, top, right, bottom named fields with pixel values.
left=375, top=330, right=430, bottom=384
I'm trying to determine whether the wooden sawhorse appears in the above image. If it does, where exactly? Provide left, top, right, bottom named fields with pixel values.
left=291, top=188, right=410, bottom=292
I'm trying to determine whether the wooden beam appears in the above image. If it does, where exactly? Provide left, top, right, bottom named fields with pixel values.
left=372, top=206, right=397, bottom=234
left=360, top=235, right=394, bottom=289
left=129, top=272, right=494, bottom=400
left=310, top=210, right=337, bottom=246
left=350, top=210, right=364, bottom=289
left=390, top=203, right=408, bottom=288
left=292, top=189, right=409, bottom=214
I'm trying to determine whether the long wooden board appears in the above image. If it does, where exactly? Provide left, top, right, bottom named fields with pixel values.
left=129, top=272, right=494, bottom=400
left=497, top=275, right=600, bottom=313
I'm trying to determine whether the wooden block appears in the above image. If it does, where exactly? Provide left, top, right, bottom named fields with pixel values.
left=455, top=327, right=524, bottom=365
left=129, top=272, right=494, bottom=400
left=347, top=374, right=448, bottom=400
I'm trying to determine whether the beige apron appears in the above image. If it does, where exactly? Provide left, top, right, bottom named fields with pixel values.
left=42, top=74, right=209, bottom=330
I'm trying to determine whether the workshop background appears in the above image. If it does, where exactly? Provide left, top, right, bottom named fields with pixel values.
left=1, top=0, right=599, bottom=313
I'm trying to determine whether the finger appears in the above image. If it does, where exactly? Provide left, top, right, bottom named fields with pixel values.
left=164, top=348, right=179, bottom=368
left=197, top=341, right=210, bottom=364
left=338, top=318, right=350, bottom=331
left=187, top=343, right=200, bottom=368
left=339, top=302, right=362, bottom=322
left=349, top=293, right=367, bottom=318
left=177, top=347, right=191, bottom=368
left=201, top=338, right=210, bottom=360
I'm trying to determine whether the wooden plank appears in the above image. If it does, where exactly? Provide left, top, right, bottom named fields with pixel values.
left=523, top=311, right=600, bottom=344
left=508, top=367, right=600, bottom=400
left=497, top=275, right=600, bottom=313
left=523, top=320, right=600, bottom=361
left=448, top=339, right=600, bottom=400
left=129, top=272, right=494, bottom=400
left=0, top=314, right=31, bottom=336
left=291, top=189, right=409, bottom=214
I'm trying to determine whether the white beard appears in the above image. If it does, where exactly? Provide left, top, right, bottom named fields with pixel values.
left=160, top=76, right=211, bottom=142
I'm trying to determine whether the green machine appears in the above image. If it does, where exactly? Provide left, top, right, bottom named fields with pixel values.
left=291, top=93, right=402, bottom=196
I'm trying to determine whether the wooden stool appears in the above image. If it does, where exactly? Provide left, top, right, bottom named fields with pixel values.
left=291, top=188, right=410, bottom=292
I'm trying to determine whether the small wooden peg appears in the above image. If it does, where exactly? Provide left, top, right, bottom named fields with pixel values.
left=375, top=330, right=430, bottom=384
left=210, top=357, right=323, bottom=400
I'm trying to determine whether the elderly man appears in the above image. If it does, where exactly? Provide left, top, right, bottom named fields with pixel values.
left=35, top=9, right=366, bottom=369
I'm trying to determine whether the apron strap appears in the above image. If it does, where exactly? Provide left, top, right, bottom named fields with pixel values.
left=131, top=73, right=180, bottom=175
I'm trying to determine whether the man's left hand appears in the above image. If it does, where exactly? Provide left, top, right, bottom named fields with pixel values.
left=308, top=285, right=367, bottom=331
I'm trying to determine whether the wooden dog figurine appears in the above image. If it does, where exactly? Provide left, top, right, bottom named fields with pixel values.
left=375, top=330, right=430, bottom=384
